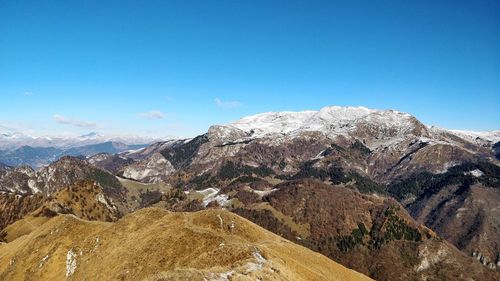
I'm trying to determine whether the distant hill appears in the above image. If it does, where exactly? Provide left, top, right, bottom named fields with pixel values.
left=63, top=141, right=147, bottom=158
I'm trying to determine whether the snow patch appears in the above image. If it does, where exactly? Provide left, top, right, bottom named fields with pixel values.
left=193, top=188, right=230, bottom=207
left=465, top=169, right=484, bottom=178
left=66, top=249, right=77, bottom=277
left=251, top=188, right=278, bottom=197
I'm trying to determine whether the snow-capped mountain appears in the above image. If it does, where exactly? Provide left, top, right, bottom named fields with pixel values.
left=0, top=131, right=164, bottom=150
left=87, top=105, right=500, bottom=277
left=105, top=106, right=497, bottom=185
left=2, top=106, right=500, bottom=280
left=448, top=129, right=500, bottom=144
left=0, top=131, right=169, bottom=168
left=219, top=106, right=425, bottom=145
left=0, top=141, right=154, bottom=169
left=223, top=106, right=499, bottom=145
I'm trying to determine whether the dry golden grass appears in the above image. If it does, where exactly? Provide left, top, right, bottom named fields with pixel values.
left=2, top=216, right=50, bottom=242
left=0, top=208, right=373, bottom=281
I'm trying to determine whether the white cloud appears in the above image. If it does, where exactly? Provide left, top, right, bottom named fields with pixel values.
left=138, top=110, right=165, bottom=120
left=53, top=114, right=97, bottom=128
left=214, top=98, right=243, bottom=109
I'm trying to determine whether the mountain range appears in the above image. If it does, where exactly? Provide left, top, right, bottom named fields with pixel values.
left=1, top=106, right=499, bottom=281
left=0, top=130, right=162, bottom=150
left=0, top=141, right=149, bottom=169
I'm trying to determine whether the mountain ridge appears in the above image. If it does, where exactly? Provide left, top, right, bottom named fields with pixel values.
left=0, top=207, right=374, bottom=281
left=0, top=141, right=150, bottom=169
left=222, top=106, right=498, bottom=143
left=0, top=131, right=166, bottom=150
left=1, top=105, right=499, bottom=280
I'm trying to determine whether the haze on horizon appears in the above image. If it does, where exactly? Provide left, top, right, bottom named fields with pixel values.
left=1, top=0, right=499, bottom=138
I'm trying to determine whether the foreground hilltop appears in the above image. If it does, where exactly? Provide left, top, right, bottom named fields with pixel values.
left=0, top=208, right=372, bottom=281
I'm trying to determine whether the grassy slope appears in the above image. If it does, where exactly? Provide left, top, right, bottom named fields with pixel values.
left=0, top=208, right=373, bottom=281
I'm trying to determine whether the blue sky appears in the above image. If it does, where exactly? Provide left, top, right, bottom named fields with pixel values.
left=1, top=0, right=499, bottom=137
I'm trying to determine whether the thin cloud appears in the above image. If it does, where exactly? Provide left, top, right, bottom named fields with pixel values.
left=214, top=98, right=243, bottom=109
left=21, top=91, right=33, bottom=96
left=53, top=114, right=97, bottom=128
left=138, top=110, right=165, bottom=120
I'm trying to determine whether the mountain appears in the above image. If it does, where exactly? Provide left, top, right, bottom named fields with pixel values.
left=97, top=139, right=186, bottom=183
left=1, top=105, right=499, bottom=280
left=0, top=207, right=373, bottom=281
left=0, top=156, right=127, bottom=205
left=171, top=178, right=497, bottom=280
left=0, top=130, right=163, bottom=150
left=81, top=105, right=499, bottom=278
left=0, top=165, right=37, bottom=194
left=0, top=141, right=149, bottom=169
left=110, top=106, right=496, bottom=185
left=0, top=191, right=45, bottom=232
left=0, top=156, right=174, bottom=232
left=225, top=106, right=425, bottom=140
left=87, top=153, right=135, bottom=175
left=63, top=141, right=148, bottom=158
left=388, top=162, right=500, bottom=268
left=0, top=180, right=119, bottom=235
left=449, top=130, right=500, bottom=145
left=0, top=146, right=63, bottom=168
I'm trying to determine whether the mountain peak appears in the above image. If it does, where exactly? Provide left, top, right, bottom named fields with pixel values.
left=315, top=105, right=375, bottom=120
left=223, top=105, right=419, bottom=139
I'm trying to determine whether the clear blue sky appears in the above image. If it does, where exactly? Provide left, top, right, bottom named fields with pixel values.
left=1, top=0, right=499, bottom=137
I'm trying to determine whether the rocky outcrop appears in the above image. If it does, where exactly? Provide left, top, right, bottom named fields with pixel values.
left=121, top=153, right=175, bottom=183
